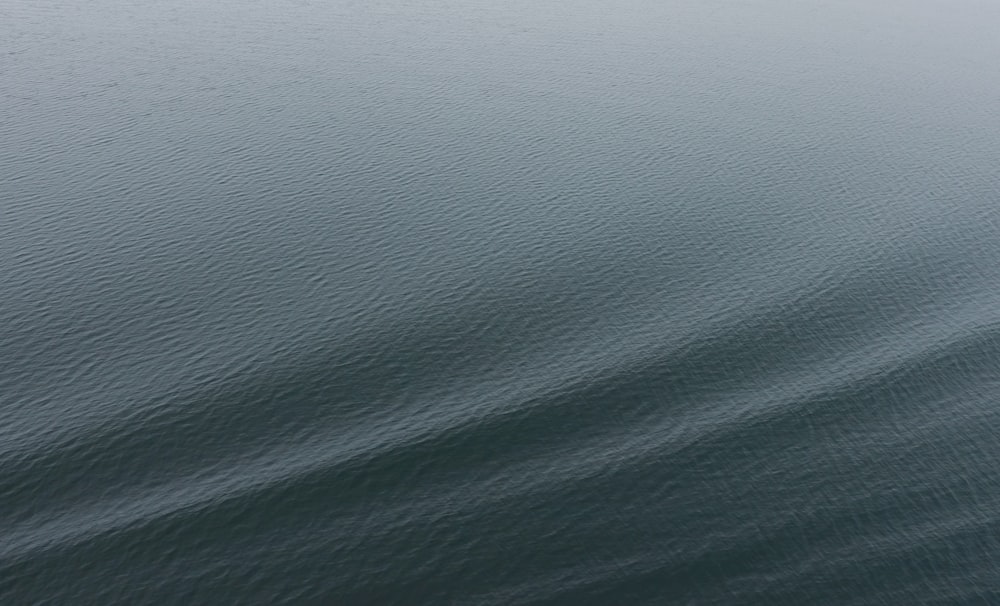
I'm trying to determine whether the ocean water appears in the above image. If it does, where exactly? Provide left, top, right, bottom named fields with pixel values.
left=4, top=0, right=1000, bottom=603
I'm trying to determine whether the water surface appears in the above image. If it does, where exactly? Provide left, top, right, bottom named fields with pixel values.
left=4, top=1, right=1000, bottom=603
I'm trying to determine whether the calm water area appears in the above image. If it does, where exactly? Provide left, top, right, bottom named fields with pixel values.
left=3, top=1, right=1000, bottom=603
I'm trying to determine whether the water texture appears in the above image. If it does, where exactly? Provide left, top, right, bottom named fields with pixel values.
left=3, top=1, right=1000, bottom=603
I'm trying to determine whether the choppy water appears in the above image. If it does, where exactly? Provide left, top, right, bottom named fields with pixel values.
left=4, top=0, right=1000, bottom=603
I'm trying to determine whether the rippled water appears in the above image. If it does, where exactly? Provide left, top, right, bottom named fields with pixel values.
left=4, top=0, right=1000, bottom=603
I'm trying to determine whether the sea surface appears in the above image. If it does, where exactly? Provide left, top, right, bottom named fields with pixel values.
left=4, top=1, right=1000, bottom=603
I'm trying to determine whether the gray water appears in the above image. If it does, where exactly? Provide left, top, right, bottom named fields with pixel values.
left=4, top=1, right=1000, bottom=603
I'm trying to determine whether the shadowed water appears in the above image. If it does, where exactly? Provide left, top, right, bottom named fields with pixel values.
left=4, top=0, right=1000, bottom=603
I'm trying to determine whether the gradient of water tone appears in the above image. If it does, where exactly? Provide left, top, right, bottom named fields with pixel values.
left=4, top=0, right=1000, bottom=603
